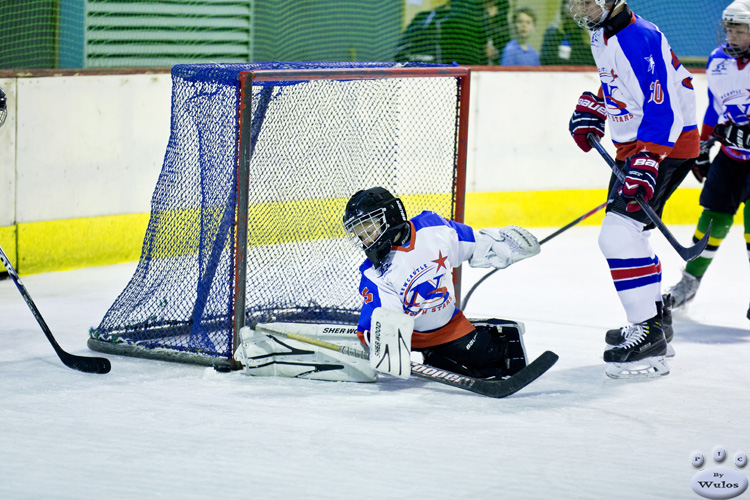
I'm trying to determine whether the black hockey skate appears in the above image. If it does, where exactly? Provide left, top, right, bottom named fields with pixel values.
left=605, top=295, right=674, bottom=357
left=604, top=315, right=669, bottom=379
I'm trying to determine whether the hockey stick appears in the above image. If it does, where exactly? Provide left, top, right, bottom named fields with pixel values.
left=461, top=200, right=608, bottom=310
left=0, top=244, right=111, bottom=374
left=587, top=134, right=709, bottom=262
left=256, top=324, right=558, bottom=398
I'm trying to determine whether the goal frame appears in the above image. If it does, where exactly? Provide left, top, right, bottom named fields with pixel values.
left=233, top=66, right=471, bottom=362
left=87, top=63, right=471, bottom=368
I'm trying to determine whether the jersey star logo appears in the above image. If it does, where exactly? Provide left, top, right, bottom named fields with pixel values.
left=645, top=55, right=655, bottom=73
left=432, top=251, right=448, bottom=272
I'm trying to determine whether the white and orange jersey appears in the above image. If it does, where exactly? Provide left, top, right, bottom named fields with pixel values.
left=702, top=45, right=750, bottom=161
left=590, top=12, right=699, bottom=160
left=355, top=211, right=477, bottom=349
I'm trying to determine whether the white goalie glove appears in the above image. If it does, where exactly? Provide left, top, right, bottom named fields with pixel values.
left=469, top=225, right=540, bottom=269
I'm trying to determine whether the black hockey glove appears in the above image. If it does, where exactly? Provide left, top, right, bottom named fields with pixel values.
left=691, top=139, right=714, bottom=183
left=569, top=91, right=606, bottom=152
left=713, top=122, right=750, bottom=150
left=619, top=152, right=659, bottom=212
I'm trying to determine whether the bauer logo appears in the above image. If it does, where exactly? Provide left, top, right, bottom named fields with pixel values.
left=691, top=467, right=748, bottom=499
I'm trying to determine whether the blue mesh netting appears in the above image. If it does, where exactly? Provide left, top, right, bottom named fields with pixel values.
left=91, top=62, right=463, bottom=361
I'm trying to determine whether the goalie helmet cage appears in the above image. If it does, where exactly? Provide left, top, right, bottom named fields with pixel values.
left=88, top=61, right=470, bottom=368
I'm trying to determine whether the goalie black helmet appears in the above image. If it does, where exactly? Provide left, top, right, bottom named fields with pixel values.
left=343, top=187, right=408, bottom=269
left=722, top=0, right=750, bottom=58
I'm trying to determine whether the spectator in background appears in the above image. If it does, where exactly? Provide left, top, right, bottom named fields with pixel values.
left=482, top=0, right=511, bottom=65
left=441, top=0, right=488, bottom=65
left=501, top=7, right=540, bottom=66
left=395, top=0, right=486, bottom=65
left=540, top=0, right=595, bottom=66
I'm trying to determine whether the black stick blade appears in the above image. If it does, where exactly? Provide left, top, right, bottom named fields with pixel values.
left=0, top=244, right=111, bottom=374
left=60, top=351, right=112, bottom=374
left=676, top=221, right=711, bottom=262
left=410, top=350, right=558, bottom=398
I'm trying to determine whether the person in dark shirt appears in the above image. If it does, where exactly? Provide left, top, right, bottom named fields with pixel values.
left=482, top=0, right=511, bottom=65
left=540, top=0, right=595, bottom=66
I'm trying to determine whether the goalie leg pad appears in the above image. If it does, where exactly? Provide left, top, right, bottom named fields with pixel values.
left=470, top=319, right=528, bottom=376
left=235, top=327, right=376, bottom=383
left=421, top=319, right=526, bottom=379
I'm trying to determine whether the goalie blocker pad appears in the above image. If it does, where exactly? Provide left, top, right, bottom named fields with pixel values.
left=235, top=324, right=376, bottom=383
left=370, top=307, right=414, bottom=379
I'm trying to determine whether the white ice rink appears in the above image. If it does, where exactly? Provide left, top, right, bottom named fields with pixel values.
left=2, top=225, right=749, bottom=500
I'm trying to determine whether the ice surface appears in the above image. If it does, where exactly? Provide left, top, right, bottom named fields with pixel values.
left=1, top=226, right=748, bottom=500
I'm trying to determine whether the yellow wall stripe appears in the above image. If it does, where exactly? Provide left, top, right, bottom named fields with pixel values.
left=0, top=225, right=18, bottom=271
left=15, top=214, right=149, bottom=275
left=2, top=188, right=721, bottom=276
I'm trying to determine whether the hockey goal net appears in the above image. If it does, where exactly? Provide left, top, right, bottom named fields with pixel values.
left=88, top=61, right=470, bottom=367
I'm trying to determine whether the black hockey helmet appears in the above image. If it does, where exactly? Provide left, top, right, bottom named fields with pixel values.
left=343, top=187, right=408, bottom=269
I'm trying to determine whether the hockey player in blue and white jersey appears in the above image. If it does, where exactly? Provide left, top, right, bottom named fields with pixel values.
left=343, top=187, right=540, bottom=380
left=567, top=0, right=700, bottom=378
left=665, top=0, right=750, bottom=321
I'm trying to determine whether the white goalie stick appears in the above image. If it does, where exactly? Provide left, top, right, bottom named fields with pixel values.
left=256, top=324, right=558, bottom=398
left=0, top=244, right=111, bottom=374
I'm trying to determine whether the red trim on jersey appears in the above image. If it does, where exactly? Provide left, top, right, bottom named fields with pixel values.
left=700, top=124, right=715, bottom=142
left=614, top=129, right=700, bottom=161
left=392, top=222, right=416, bottom=253
left=411, top=310, right=475, bottom=349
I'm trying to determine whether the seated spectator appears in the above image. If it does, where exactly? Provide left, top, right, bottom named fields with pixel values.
left=540, top=0, right=595, bottom=66
left=501, top=7, right=540, bottom=66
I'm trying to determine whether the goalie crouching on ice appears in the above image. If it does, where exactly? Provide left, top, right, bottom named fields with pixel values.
left=344, top=187, right=540, bottom=380
left=236, top=186, right=540, bottom=383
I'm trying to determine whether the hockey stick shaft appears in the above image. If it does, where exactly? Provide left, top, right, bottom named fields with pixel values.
left=257, top=324, right=369, bottom=360
left=460, top=200, right=607, bottom=310
left=255, top=324, right=557, bottom=398
left=0, top=244, right=111, bottom=374
left=587, top=134, right=709, bottom=262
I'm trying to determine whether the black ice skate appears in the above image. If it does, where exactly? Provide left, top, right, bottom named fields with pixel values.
left=603, top=315, right=669, bottom=379
left=605, top=295, right=674, bottom=358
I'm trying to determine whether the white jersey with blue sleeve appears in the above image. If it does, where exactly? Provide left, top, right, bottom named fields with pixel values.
left=355, top=211, right=477, bottom=349
left=703, top=45, right=750, bottom=161
left=589, top=13, right=699, bottom=160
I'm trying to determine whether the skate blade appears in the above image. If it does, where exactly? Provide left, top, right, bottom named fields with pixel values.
left=605, top=356, right=670, bottom=380
left=666, top=344, right=675, bottom=358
